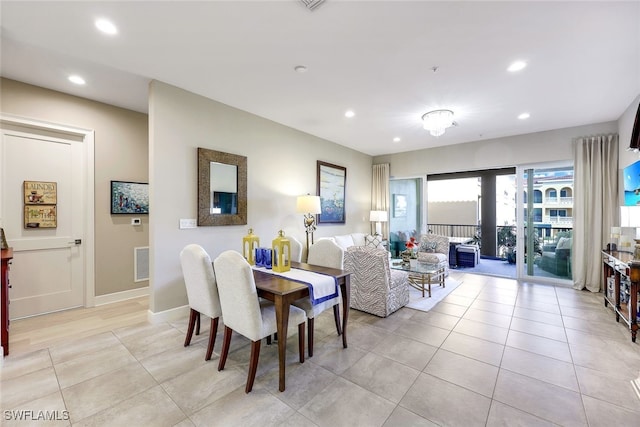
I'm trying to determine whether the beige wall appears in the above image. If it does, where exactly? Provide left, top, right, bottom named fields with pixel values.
left=0, top=78, right=149, bottom=296
left=148, top=81, right=373, bottom=313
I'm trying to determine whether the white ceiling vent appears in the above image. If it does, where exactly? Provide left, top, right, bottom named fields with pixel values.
left=300, top=0, right=325, bottom=11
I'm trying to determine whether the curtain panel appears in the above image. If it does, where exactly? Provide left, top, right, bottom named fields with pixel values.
left=572, top=134, right=618, bottom=292
left=372, top=164, right=390, bottom=238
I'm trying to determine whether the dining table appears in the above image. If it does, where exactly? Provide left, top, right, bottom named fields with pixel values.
left=252, top=261, right=351, bottom=392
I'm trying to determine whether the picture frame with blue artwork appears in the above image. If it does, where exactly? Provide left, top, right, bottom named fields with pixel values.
left=623, top=160, right=640, bottom=206
left=317, top=161, right=346, bottom=224
left=111, top=180, right=149, bottom=214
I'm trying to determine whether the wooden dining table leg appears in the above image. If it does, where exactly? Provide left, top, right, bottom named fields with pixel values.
left=340, top=276, right=350, bottom=349
left=274, top=294, right=290, bottom=392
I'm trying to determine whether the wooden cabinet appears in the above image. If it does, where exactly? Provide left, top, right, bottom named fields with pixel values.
left=1, top=247, right=13, bottom=356
left=602, top=250, right=639, bottom=342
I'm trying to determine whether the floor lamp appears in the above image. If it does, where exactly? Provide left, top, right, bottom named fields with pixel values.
left=296, top=194, right=321, bottom=261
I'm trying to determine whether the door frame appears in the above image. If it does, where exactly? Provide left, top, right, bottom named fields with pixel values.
left=1, top=113, right=96, bottom=308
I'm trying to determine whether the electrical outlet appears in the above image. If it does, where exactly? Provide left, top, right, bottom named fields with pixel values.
left=131, top=218, right=141, bottom=226
left=179, top=219, right=197, bottom=229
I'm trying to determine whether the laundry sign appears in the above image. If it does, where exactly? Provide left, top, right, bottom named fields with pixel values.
left=23, top=181, right=57, bottom=228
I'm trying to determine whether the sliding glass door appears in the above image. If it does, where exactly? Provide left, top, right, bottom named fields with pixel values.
left=517, top=163, right=574, bottom=283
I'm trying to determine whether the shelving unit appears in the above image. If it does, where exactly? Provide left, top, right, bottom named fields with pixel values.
left=1, top=247, right=13, bottom=356
left=602, top=250, right=639, bottom=342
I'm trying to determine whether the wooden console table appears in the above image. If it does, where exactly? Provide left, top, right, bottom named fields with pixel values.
left=2, top=247, right=13, bottom=356
left=602, top=250, right=639, bottom=342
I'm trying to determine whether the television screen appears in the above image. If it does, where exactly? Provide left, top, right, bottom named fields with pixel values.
left=623, top=160, right=640, bottom=206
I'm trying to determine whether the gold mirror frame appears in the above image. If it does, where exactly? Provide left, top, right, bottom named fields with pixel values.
left=197, top=147, right=247, bottom=226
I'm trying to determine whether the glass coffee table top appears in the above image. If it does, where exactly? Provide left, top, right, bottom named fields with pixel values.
left=390, top=259, right=445, bottom=298
left=390, top=259, right=440, bottom=273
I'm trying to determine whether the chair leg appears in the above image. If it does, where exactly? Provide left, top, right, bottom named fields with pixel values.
left=195, top=312, right=201, bottom=336
left=245, top=340, right=261, bottom=393
left=205, top=317, right=219, bottom=361
left=184, top=308, right=198, bottom=347
left=266, top=335, right=272, bottom=345
left=298, top=322, right=305, bottom=364
left=307, top=317, right=314, bottom=358
left=333, top=304, right=342, bottom=336
left=218, top=326, right=233, bottom=371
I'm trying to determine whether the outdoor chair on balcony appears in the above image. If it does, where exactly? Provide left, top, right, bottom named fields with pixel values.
left=540, top=234, right=572, bottom=277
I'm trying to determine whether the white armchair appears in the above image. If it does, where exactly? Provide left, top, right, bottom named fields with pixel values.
left=417, top=234, right=450, bottom=276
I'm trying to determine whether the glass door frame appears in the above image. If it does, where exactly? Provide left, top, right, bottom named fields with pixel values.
left=516, top=161, right=574, bottom=285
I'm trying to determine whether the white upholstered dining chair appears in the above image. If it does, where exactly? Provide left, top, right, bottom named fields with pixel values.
left=213, top=250, right=307, bottom=393
left=292, top=238, right=343, bottom=357
left=288, top=235, right=303, bottom=263
left=179, top=244, right=222, bottom=361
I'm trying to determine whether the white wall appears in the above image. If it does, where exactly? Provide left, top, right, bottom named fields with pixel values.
left=148, top=81, right=372, bottom=313
left=374, top=122, right=618, bottom=177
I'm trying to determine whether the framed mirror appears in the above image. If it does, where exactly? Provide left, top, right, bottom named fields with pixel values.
left=197, top=147, right=247, bottom=226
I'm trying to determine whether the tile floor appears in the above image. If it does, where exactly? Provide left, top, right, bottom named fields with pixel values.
left=2, top=272, right=640, bottom=426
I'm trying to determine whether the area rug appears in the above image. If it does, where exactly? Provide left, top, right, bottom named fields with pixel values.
left=405, top=277, right=463, bottom=312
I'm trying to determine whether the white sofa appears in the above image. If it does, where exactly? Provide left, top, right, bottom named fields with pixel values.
left=323, top=232, right=386, bottom=251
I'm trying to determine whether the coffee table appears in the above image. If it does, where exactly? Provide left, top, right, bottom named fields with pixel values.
left=390, top=259, right=445, bottom=298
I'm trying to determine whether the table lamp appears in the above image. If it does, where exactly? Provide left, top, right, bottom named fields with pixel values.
left=296, top=194, right=321, bottom=259
left=369, top=210, right=388, bottom=237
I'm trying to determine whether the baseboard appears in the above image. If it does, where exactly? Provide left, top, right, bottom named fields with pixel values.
left=147, top=305, right=190, bottom=324
left=94, top=286, right=149, bottom=306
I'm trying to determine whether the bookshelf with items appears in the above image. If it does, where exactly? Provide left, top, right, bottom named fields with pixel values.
left=602, top=250, right=639, bottom=342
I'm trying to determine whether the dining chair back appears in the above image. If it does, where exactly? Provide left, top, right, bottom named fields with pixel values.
left=289, top=235, right=303, bottom=263
left=213, top=250, right=306, bottom=392
left=293, top=238, right=344, bottom=357
left=179, top=244, right=222, bottom=361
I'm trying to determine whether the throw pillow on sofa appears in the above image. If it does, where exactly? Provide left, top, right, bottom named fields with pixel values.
left=365, top=234, right=384, bottom=249
left=334, top=235, right=355, bottom=250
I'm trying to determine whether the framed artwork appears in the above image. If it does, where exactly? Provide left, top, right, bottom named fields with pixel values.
left=393, top=194, right=407, bottom=218
left=317, top=161, right=346, bottom=224
left=111, top=181, right=149, bottom=214
left=24, top=181, right=57, bottom=228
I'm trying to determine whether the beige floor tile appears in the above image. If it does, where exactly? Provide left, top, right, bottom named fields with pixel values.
left=569, top=341, right=640, bottom=377
left=278, top=412, right=319, bottom=427
left=493, top=369, right=586, bottom=426
left=441, top=293, right=475, bottom=307
left=0, top=348, right=52, bottom=381
left=440, top=331, right=505, bottom=366
left=409, top=309, right=461, bottom=330
left=469, top=299, right=515, bottom=316
left=139, top=342, right=210, bottom=384
left=118, top=326, right=185, bottom=360
left=463, top=307, right=513, bottom=329
left=486, top=400, right=557, bottom=426
left=48, top=332, right=120, bottom=365
left=500, top=346, right=579, bottom=391
left=575, top=365, right=640, bottom=412
left=161, top=360, right=248, bottom=415
left=477, top=291, right=517, bottom=306
left=424, top=349, right=499, bottom=397
left=431, top=301, right=469, bottom=317
left=54, top=344, right=137, bottom=389
left=514, top=299, right=561, bottom=315
left=383, top=406, right=439, bottom=427
left=342, top=352, right=421, bottom=403
left=2, top=391, right=69, bottom=427
left=62, top=363, right=156, bottom=422
left=299, top=377, right=396, bottom=427
left=512, top=306, right=563, bottom=326
left=453, top=318, right=509, bottom=344
left=307, top=335, right=367, bottom=375
left=509, top=317, right=567, bottom=342
left=506, top=330, right=572, bottom=362
left=190, top=386, right=296, bottom=427
left=171, top=418, right=196, bottom=427
left=581, top=394, right=640, bottom=427
left=400, top=373, right=491, bottom=426
left=73, top=385, right=185, bottom=427
left=372, top=333, right=437, bottom=371
left=0, top=367, right=60, bottom=410
left=396, top=319, right=451, bottom=347
left=344, top=321, right=392, bottom=352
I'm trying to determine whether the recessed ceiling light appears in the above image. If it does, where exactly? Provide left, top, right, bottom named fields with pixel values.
left=508, top=61, right=527, bottom=72
left=344, top=110, right=355, bottom=118
left=393, top=137, right=401, bottom=143
left=518, top=112, right=530, bottom=120
left=95, top=18, right=118, bottom=35
left=68, top=75, right=86, bottom=85
left=294, top=65, right=307, bottom=73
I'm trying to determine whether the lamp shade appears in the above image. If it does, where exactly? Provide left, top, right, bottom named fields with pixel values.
left=296, top=195, right=321, bottom=214
left=369, top=210, right=388, bottom=222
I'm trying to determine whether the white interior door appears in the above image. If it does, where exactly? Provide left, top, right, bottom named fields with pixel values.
left=1, top=127, right=86, bottom=318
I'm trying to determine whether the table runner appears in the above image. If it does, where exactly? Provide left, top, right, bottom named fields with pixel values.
left=252, top=266, right=339, bottom=304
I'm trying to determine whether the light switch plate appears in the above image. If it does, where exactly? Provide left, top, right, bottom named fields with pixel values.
left=179, top=219, right=197, bottom=229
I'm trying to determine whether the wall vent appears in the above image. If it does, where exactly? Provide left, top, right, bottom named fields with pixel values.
left=134, top=246, right=149, bottom=282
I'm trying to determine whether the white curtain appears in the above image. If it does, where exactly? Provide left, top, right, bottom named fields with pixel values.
left=572, top=134, right=618, bottom=292
left=372, top=163, right=390, bottom=237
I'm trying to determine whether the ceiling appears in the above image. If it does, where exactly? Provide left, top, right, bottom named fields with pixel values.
left=1, top=1, right=639, bottom=156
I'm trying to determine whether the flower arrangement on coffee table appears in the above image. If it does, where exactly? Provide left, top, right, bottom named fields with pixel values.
left=402, top=237, right=418, bottom=264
